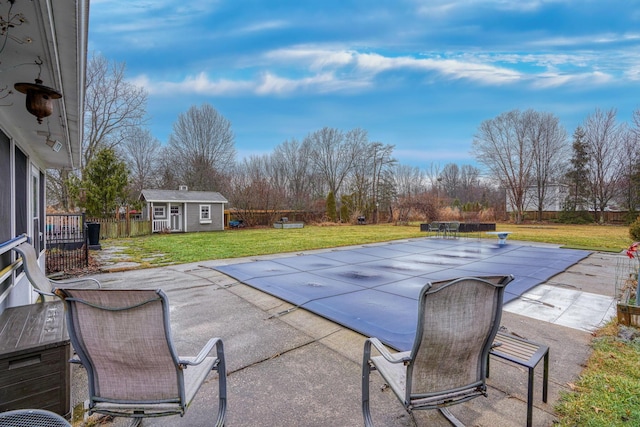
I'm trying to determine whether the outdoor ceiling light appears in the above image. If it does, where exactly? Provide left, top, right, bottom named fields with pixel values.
left=45, top=137, right=62, bottom=152
left=14, top=78, right=62, bottom=124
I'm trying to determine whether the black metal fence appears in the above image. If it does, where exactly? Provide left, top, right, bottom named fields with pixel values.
left=46, top=213, right=88, bottom=274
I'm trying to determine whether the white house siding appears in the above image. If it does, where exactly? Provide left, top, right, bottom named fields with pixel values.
left=0, top=1, right=88, bottom=313
left=507, top=184, right=569, bottom=213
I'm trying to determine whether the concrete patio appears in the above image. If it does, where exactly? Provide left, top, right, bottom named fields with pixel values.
left=73, top=238, right=620, bottom=426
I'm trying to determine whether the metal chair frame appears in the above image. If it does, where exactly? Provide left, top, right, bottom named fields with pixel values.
left=362, top=275, right=513, bottom=426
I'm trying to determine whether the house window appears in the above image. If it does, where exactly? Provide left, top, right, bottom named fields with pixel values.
left=200, top=205, right=211, bottom=224
left=154, top=206, right=166, bottom=218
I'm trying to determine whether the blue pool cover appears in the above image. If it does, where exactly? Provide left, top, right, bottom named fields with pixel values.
left=215, top=238, right=590, bottom=351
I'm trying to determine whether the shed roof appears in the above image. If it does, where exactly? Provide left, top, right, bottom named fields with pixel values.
left=140, top=189, right=228, bottom=203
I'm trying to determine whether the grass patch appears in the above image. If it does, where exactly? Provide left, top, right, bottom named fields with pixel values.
left=555, top=323, right=640, bottom=426
left=493, top=223, right=630, bottom=251
left=102, top=222, right=631, bottom=267
left=107, top=223, right=428, bottom=265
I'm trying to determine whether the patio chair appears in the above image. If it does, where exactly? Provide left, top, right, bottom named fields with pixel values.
left=445, top=221, right=460, bottom=238
left=54, top=288, right=227, bottom=426
left=362, top=275, right=513, bottom=426
left=427, top=222, right=441, bottom=237
left=12, top=237, right=101, bottom=297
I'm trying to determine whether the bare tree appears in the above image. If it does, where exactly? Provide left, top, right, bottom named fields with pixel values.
left=272, top=138, right=314, bottom=211
left=120, top=127, right=162, bottom=197
left=440, top=163, right=461, bottom=201
left=167, top=103, right=236, bottom=191
left=619, top=128, right=639, bottom=214
left=47, top=52, right=148, bottom=210
left=627, top=109, right=640, bottom=214
left=83, top=52, right=148, bottom=173
left=459, top=164, right=482, bottom=204
left=530, top=112, right=568, bottom=221
left=228, top=155, right=286, bottom=226
left=346, top=141, right=395, bottom=222
left=472, top=109, right=537, bottom=223
left=631, top=108, right=640, bottom=147
left=425, top=162, right=443, bottom=192
left=369, top=142, right=396, bottom=223
left=582, top=108, right=625, bottom=222
left=305, top=127, right=366, bottom=198
left=389, top=164, right=429, bottom=221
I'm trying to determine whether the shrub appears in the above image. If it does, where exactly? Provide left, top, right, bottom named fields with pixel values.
left=629, top=217, right=640, bottom=241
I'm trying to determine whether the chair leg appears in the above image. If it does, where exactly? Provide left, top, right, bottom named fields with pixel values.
left=362, top=340, right=374, bottom=427
left=439, top=408, right=466, bottom=427
left=215, top=341, right=227, bottom=427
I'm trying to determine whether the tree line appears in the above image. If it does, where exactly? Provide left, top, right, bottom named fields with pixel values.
left=47, top=53, right=640, bottom=225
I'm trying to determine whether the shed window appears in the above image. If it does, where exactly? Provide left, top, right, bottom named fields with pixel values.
left=200, top=205, right=211, bottom=223
left=154, top=206, right=165, bottom=218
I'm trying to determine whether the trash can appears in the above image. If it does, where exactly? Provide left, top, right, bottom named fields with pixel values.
left=86, top=222, right=101, bottom=250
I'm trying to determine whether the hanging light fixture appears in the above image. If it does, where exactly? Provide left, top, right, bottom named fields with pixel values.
left=14, top=78, right=62, bottom=124
left=13, top=58, right=62, bottom=124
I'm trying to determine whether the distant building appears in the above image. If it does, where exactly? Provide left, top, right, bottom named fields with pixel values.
left=139, top=187, right=228, bottom=233
left=507, top=184, right=569, bottom=213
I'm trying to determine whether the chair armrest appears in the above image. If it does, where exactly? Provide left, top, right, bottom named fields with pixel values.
left=179, top=337, right=224, bottom=366
left=365, top=337, right=411, bottom=364
left=33, top=288, right=56, bottom=297
left=51, top=277, right=101, bottom=288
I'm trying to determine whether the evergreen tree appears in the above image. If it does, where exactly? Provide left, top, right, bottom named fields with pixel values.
left=564, top=127, right=590, bottom=212
left=83, top=148, right=129, bottom=218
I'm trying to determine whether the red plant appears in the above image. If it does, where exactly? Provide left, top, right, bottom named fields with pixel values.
left=627, top=242, right=639, bottom=259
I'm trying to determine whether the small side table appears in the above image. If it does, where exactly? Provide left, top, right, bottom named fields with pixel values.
left=488, top=332, right=549, bottom=427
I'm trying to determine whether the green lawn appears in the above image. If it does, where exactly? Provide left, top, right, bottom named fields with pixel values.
left=102, top=222, right=631, bottom=268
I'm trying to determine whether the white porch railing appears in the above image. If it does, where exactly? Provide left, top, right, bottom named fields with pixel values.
left=152, top=219, right=171, bottom=233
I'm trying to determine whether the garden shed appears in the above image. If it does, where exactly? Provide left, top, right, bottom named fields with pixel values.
left=140, top=187, right=228, bottom=233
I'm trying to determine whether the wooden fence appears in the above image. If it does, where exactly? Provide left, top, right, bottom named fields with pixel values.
left=87, top=218, right=152, bottom=239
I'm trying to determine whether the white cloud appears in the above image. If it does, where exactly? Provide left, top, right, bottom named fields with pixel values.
left=625, top=66, right=640, bottom=81
left=129, top=73, right=254, bottom=96
left=265, top=47, right=355, bottom=70
left=235, top=20, right=290, bottom=35
left=128, top=45, right=631, bottom=99
left=413, top=0, right=568, bottom=16
left=266, top=48, right=522, bottom=85
left=528, top=32, right=640, bottom=48
left=531, top=71, right=612, bottom=88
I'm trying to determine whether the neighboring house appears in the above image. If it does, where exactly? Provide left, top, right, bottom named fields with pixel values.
left=0, top=1, right=88, bottom=313
left=140, top=187, right=228, bottom=233
left=507, top=183, right=569, bottom=213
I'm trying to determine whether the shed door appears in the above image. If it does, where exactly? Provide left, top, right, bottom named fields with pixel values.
left=170, top=205, right=182, bottom=231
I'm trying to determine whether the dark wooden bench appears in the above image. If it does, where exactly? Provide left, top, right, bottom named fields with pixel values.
left=488, top=331, right=549, bottom=427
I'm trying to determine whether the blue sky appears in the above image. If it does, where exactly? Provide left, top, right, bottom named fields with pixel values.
left=88, top=0, right=640, bottom=168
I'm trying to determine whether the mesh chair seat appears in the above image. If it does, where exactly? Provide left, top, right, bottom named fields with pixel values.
left=0, top=409, right=71, bottom=427
left=55, top=288, right=227, bottom=426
